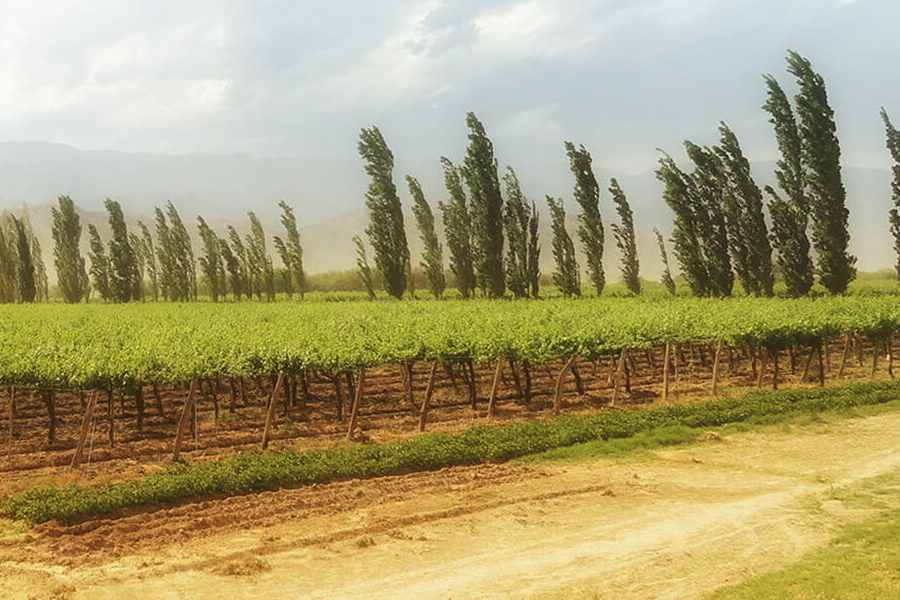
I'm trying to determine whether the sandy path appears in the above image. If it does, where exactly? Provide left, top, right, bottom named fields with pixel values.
left=2, top=411, right=900, bottom=600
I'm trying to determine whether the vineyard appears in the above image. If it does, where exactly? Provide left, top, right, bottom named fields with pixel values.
left=1, top=295, right=899, bottom=476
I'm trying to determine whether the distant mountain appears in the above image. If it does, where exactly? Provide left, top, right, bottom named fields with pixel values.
left=0, top=142, right=895, bottom=281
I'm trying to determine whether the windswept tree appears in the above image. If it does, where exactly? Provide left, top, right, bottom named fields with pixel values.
left=137, top=221, right=159, bottom=301
left=439, top=157, right=476, bottom=299
left=31, top=233, right=48, bottom=302
left=656, top=152, right=710, bottom=296
left=526, top=201, right=541, bottom=298
left=654, top=228, right=677, bottom=297
left=463, top=113, right=505, bottom=297
left=274, top=201, right=306, bottom=299
left=358, top=126, right=409, bottom=299
left=246, top=211, right=274, bottom=301
left=763, top=74, right=814, bottom=297
left=684, top=142, right=733, bottom=297
left=565, top=142, right=605, bottom=295
left=154, top=207, right=175, bottom=300
left=227, top=226, right=251, bottom=300
left=165, top=202, right=196, bottom=301
left=219, top=236, right=242, bottom=300
left=0, top=216, right=16, bottom=303
left=547, top=196, right=580, bottom=297
left=50, top=195, right=88, bottom=303
left=353, top=234, right=376, bottom=300
left=502, top=167, right=530, bottom=298
left=716, top=123, right=774, bottom=296
left=9, top=216, right=36, bottom=303
left=104, top=199, right=139, bottom=303
left=128, top=232, right=145, bottom=301
left=87, top=224, right=111, bottom=302
left=408, top=175, right=446, bottom=299
left=197, top=216, right=225, bottom=301
left=272, top=236, right=294, bottom=299
left=787, top=50, right=856, bottom=294
left=609, top=178, right=640, bottom=295
left=881, top=108, right=900, bottom=280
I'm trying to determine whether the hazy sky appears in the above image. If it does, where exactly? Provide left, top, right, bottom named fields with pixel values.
left=1, top=0, right=899, bottom=174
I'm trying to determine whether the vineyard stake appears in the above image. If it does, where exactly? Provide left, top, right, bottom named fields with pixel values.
left=173, top=379, right=198, bottom=461
left=7, top=385, right=13, bottom=446
left=711, top=340, right=723, bottom=396
left=611, top=349, right=627, bottom=407
left=838, top=335, right=851, bottom=378
left=487, top=357, right=505, bottom=418
left=71, top=391, right=98, bottom=469
left=553, top=355, right=577, bottom=415
left=772, top=349, right=780, bottom=390
left=662, top=343, right=671, bottom=402
left=817, top=344, right=826, bottom=386
left=346, top=368, right=367, bottom=441
left=418, top=360, right=439, bottom=432
left=261, top=372, right=285, bottom=450
left=801, top=346, right=815, bottom=382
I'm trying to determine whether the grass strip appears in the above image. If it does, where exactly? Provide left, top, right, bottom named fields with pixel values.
left=4, top=381, right=900, bottom=525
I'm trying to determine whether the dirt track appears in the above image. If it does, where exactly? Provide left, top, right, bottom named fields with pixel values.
left=2, top=409, right=900, bottom=599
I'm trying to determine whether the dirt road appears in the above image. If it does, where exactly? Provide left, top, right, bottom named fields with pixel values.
left=2, top=411, right=900, bottom=599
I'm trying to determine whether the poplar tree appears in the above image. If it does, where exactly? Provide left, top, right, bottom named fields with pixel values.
left=272, top=236, right=294, bottom=298
left=547, top=196, right=580, bottom=297
left=353, top=235, right=376, bottom=300
left=10, top=216, right=36, bottom=303
left=104, top=199, right=138, bottom=303
left=716, top=123, right=774, bottom=296
left=439, top=157, right=476, bottom=299
left=245, top=212, right=274, bottom=301
left=408, top=176, right=445, bottom=299
left=684, top=142, right=733, bottom=297
left=463, top=113, right=505, bottom=297
left=197, top=216, right=224, bottom=301
left=358, top=126, right=409, bottom=299
left=763, top=74, right=813, bottom=297
left=526, top=201, right=541, bottom=298
left=0, top=216, right=16, bottom=303
left=881, top=108, right=900, bottom=280
left=154, top=207, right=176, bottom=300
left=219, top=236, right=242, bottom=300
left=656, top=152, right=710, bottom=296
left=227, top=226, right=251, bottom=300
left=654, top=228, right=677, bottom=297
left=87, top=224, right=111, bottom=302
left=165, top=202, right=196, bottom=301
left=609, top=178, right=640, bottom=295
left=50, top=195, right=88, bottom=303
left=31, top=235, right=48, bottom=302
left=275, top=201, right=306, bottom=299
left=128, top=232, right=145, bottom=301
left=787, top=50, right=856, bottom=294
left=565, top=142, right=605, bottom=295
left=138, top=221, right=158, bottom=301
left=502, top=167, right=530, bottom=298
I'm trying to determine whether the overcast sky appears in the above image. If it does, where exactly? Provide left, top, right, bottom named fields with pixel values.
left=1, top=0, right=899, bottom=174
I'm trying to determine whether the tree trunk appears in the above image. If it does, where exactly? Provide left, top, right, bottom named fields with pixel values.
left=71, top=391, right=98, bottom=468
left=838, top=335, right=851, bottom=378
left=570, top=360, right=584, bottom=396
left=44, top=389, right=57, bottom=445
left=173, top=379, right=198, bottom=461
left=553, top=356, right=577, bottom=415
left=467, top=360, right=478, bottom=410
left=487, top=357, right=504, bottom=418
left=261, top=373, right=285, bottom=450
left=346, top=368, right=367, bottom=441
left=107, top=386, right=115, bottom=447
left=522, top=360, right=532, bottom=404
left=418, top=360, right=439, bottom=432
left=662, top=343, right=671, bottom=402
left=135, top=384, right=145, bottom=432
left=756, top=349, right=767, bottom=389
left=772, top=349, right=780, bottom=390
left=333, top=374, right=344, bottom=422
left=7, top=385, right=14, bottom=444
left=711, top=340, right=723, bottom=396
left=817, top=344, right=826, bottom=386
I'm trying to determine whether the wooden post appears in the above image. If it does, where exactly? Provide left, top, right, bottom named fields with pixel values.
left=553, top=355, right=577, bottom=416
left=871, top=341, right=880, bottom=378
left=346, top=368, right=367, bottom=441
left=824, top=339, right=831, bottom=372
left=71, top=391, right=98, bottom=468
left=662, top=343, right=671, bottom=402
left=570, top=360, right=584, bottom=396
left=838, top=335, right=851, bottom=378
left=261, top=372, right=285, bottom=450
left=711, top=340, right=723, bottom=396
left=772, top=349, right=780, bottom=390
left=756, top=349, right=767, bottom=389
left=173, top=379, right=198, bottom=461
left=487, top=357, right=504, bottom=418
left=611, top=349, right=627, bottom=407
left=418, top=360, right=439, bottom=432
left=817, top=344, right=826, bottom=386
left=801, top=346, right=815, bottom=382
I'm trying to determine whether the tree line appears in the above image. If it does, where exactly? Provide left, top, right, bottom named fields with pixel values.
left=359, top=50, right=896, bottom=300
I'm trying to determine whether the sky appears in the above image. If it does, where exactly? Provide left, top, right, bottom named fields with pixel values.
left=1, top=0, right=899, bottom=175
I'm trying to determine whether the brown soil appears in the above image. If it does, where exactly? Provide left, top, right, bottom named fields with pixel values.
left=2, top=408, right=900, bottom=599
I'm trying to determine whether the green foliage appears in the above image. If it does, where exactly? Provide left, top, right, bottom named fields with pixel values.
left=227, top=226, right=251, bottom=300
left=9, top=216, right=36, bottom=303
left=609, top=178, right=640, bottom=295
left=439, top=157, right=476, bottom=299
left=763, top=74, right=814, bottom=297
left=50, top=196, right=88, bottom=303
left=565, top=142, right=605, bottom=295
left=547, top=196, right=581, bottom=297
left=353, top=234, right=376, bottom=300
left=463, top=113, right=505, bottom=298
left=526, top=200, right=541, bottom=298
left=787, top=50, right=856, bottom=294
left=137, top=221, right=158, bottom=301
left=882, top=108, right=900, bottom=281
left=359, top=126, right=409, bottom=300
left=103, top=199, right=139, bottom=303
left=502, top=167, right=530, bottom=298
left=5, top=381, right=899, bottom=525
left=653, top=228, right=676, bottom=296
left=716, top=123, right=774, bottom=296
left=197, top=216, right=225, bottom=302
left=408, top=176, right=445, bottom=299
left=275, top=201, right=306, bottom=299
left=0, top=215, right=16, bottom=303
left=218, top=235, right=242, bottom=300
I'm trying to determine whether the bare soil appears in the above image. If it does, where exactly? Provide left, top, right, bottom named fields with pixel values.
left=2, top=407, right=900, bottom=599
